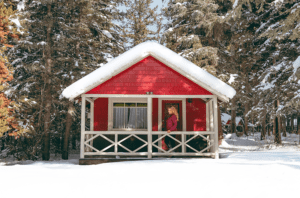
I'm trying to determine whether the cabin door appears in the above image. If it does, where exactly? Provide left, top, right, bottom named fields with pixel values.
left=162, top=100, right=182, bottom=131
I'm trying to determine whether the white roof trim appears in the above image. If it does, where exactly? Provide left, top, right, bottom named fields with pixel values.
left=62, top=41, right=236, bottom=102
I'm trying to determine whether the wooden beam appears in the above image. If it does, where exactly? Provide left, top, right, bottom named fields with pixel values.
left=213, top=95, right=219, bottom=159
left=147, top=97, right=152, bottom=158
left=80, top=95, right=86, bottom=158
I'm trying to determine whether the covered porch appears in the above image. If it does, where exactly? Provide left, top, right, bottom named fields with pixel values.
left=80, top=94, right=220, bottom=164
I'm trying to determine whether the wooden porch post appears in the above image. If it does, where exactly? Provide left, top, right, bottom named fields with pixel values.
left=90, top=100, right=94, bottom=151
left=206, top=101, right=209, bottom=130
left=213, top=95, right=219, bottom=159
left=209, top=99, right=214, bottom=153
left=80, top=95, right=86, bottom=159
left=147, top=97, right=152, bottom=158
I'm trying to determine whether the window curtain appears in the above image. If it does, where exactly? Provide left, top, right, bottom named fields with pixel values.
left=113, top=108, right=124, bottom=128
left=113, top=107, right=147, bottom=129
left=125, top=107, right=136, bottom=128
left=137, top=108, right=147, bottom=129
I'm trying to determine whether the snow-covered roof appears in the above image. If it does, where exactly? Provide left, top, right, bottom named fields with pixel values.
left=221, top=113, right=231, bottom=124
left=221, top=113, right=243, bottom=125
left=62, top=41, right=236, bottom=101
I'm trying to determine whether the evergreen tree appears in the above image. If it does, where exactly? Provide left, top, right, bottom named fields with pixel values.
left=122, top=0, right=160, bottom=48
left=226, top=0, right=300, bottom=142
left=162, top=0, right=220, bottom=75
left=0, top=1, right=23, bottom=139
left=7, top=0, right=124, bottom=160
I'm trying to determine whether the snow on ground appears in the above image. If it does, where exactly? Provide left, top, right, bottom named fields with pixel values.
left=1, top=151, right=300, bottom=198
left=1, top=133, right=300, bottom=198
left=220, top=132, right=300, bottom=152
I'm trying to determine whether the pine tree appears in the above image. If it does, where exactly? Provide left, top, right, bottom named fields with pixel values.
left=122, top=0, right=160, bottom=48
left=226, top=0, right=300, bottom=142
left=162, top=0, right=220, bottom=75
left=7, top=0, right=125, bottom=160
left=219, top=0, right=262, bottom=136
left=0, top=1, right=24, bottom=139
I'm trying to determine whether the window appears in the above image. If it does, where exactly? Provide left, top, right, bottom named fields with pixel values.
left=113, top=102, right=147, bottom=130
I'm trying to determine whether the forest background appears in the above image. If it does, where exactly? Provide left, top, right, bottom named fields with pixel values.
left=0, top=0, right=299, bottom=160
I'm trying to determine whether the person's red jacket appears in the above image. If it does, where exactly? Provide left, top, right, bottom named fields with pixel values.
left=166, top=114, right=177, bottom=131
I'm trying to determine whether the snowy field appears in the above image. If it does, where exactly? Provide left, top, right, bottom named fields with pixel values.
left=1, top=133, right=300, bottom=198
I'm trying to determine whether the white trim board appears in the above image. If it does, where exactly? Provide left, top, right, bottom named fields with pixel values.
left=84, top=94, right=215, bottom=98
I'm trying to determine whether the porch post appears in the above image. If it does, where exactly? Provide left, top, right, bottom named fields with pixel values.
left=209, top=100, right=214, bottom=132
left=213, top=95, right=219, bottom=159
left=208, top=99, right=214, bottom=153
left=90, top=100, right=94, bottom=151
left=80, top=95, right=86, bottom=159
left=206, top=101, right=209, bottom=130
left=147, top=97, right=152, bottom=158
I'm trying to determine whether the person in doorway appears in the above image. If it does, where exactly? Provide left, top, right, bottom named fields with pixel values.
left=162, top=106, right=179, bottom=151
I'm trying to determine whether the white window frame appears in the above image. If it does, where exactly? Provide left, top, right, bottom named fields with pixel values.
left=108, top=98, right=148, bottom=131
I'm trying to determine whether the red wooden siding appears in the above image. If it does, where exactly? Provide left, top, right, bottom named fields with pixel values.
left=152, top=98, right=158, bottom=131
left=94, top=98, right=108, bottom=131
left=186, top=98, right=206, bottom=131
left=86, top=56, right=212, bottom=95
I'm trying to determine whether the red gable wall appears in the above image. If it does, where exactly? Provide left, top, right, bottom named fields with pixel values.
left=186, top=99, right=206, bottom=131
left=86, top=56, right=212, bottom=95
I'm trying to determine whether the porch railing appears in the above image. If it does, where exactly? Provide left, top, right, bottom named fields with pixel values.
left=81, top=131, right=217, bottom=158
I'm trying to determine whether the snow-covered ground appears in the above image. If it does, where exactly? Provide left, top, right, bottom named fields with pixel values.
left=220, top=132, right=300, bottom=152
left=1, top=133, right=300, bottom=198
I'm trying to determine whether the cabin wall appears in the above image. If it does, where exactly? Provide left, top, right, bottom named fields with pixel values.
left=94, top=98, right=108, bottom=131
left=186, top=98, right=206, bottom=131
left=86, top=56, right=212, bottom=96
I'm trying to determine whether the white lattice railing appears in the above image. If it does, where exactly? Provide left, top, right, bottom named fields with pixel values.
left=82, top=131, right=216, bottom=157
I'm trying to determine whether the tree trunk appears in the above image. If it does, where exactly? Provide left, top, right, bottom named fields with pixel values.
left=231, top=97, right=236, bottom=134
left=252, top=113, right=255, bottom=135
left=297, top=113, right=300, bottom=135
left=244, top=102, right=249, bottom=136
left=274, top=100, right=281, bottom=144
left=62, top=102, right=74, bottom=159
left=282, top=116, right=287, bottom=137
left=261, top=107, right=266, bottom=140
left=286, top=116, right=290, bottom=134
left=218, top=102, right=222, bottom=145
left=42, top=3, right=53, bottom=161
left=291, top=114, right=295, bottom=133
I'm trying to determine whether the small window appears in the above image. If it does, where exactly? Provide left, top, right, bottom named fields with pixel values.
left=113, top=102, right=147, bottom=130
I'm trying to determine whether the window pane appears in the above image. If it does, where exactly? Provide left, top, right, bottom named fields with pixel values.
left=125, top=103, right=136, bottom=107
left=113, top=108, right=124, bottom=128
left=113, top=103, right=124, bottom=107
left=125, top=107, right=136, bottom=129
left=137, top=103, right=147, bottom=107
left=136, top=108, right=147, bottom=129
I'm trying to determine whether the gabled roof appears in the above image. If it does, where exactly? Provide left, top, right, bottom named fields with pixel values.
left=62, top=41, right=236, bottom=102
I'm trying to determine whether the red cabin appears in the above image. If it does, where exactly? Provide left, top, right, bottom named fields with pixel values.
left=62, top=41, right=236, bottom=164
